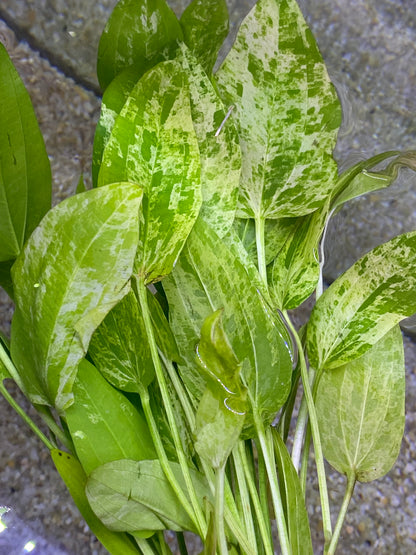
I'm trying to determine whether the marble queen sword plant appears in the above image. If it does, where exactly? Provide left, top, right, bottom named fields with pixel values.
left=1, top=0, right=416, bottom=553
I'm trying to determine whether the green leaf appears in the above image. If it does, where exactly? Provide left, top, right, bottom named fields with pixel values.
left=86, top=459, right=210, bottom=533
left=272, top=429, right=313, bottom=554
left=180, top=0, right=229, bottom=75
left=11, top=182, right=142, bottom=411
left=164, top=220, right=293, bottom=436
left=0, top=334, right=11, bottom=381
left=97, top=0, right=183, bottom=91
left=98, top=60, right=202, bottom=283
left=307, top=230, right=416, bottom=370
left=215, top=0, right=341, bottom=219
left=194, top=310, right=247, bottom=468
left=88, top=290, right=155, bottom=393
left=92, top=67, right=140, bottom=188
left=0, top=42, right=51, bottom=262
left=51, top=449, right=140, bottom=555
left=0, top=259, right=14, bottom=299
left=269, top=205, right=328, bottom=309
left=316, top=325, right=405, bottom=482
left=147, top=289, right=182, bottom=364
left=178, top=45, right=241, bottom=237
left=65, top=358, right=155, bottom=475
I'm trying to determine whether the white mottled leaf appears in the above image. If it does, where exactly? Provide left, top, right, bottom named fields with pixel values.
left=11, top=183, right=142, bottom=411
left=216, top=0, right=341, bottom=219
left=307, top=230, right=416, bottom=370
left=316, top=325, right=405, bottom=482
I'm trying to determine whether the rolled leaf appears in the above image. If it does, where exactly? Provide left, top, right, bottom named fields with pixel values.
left=307, top=230, right=416, bottom=370
left=97, top=0, right=183, bottom=91
left=0, top=42, right=51, bottom=262
left=215, top=0, right=341, bottom=219
left=316, top=325, right=405, bottom=482
left=11, top=182, right=142, bottom=411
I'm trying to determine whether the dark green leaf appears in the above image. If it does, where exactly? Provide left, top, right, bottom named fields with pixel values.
left=86, top=459, right=210, bottom=533
left=0, top=42, right=51, bottom=262
left=97, top=0, right=183, bottom=91
left=307, top=230, right=416, bottom=370
left=215, top=0, right=341, bottom=219
left=180, top=0, right=229, bottom=75
left=98, top=60, right=202, bottom=283
left=51, top=449, right=140, bottom=555
left=0, top=259, right=14, bottom=299
left=11, top=182, right=142, bottom=411
left=316, top=325, right=405, bottom=482
left=65, top=358, right=155, bottom=475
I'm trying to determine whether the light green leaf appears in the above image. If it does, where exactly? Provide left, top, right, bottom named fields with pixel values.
left=272, top=429, right=313, bottom=554
left=316, top=325, right=405, bottom=482
left=92, top=67, right=140, bottom=187
left=164, top=220, right=293, bottom=436
left=180, top=0, right=229, bottom=75
left=11, top=182, right=142, bottom=411
left=269, top=205, right=328, bottom=309
left=178, top=45, right=241, bottom=237
left=97, top=0, right=183, bottom=91
left=98, top=60, right=202, bottom=283
left=307, top=230, right=416, bottom=371
left=86, top=459, right=210, bottom=533
left=88, top=290, right=154, bottom=393
left=195, top=310, right=247, bottom=468
left=51, top=450, right=140, bottom=555
left=215, top=0, right=340, bottom=219
left=0, top=42, right=51, bottom=262
left=65, top=358, right=155, bottom=475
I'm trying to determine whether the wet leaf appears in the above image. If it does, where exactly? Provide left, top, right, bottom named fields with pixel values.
left=307, top=230, right=416, bottom=370
left=11, top=183, right=142, bottom=411
left=215, top=0, right=340, bottom=219
left=180, top=0, right=229, bottom=75
left=86, top=459, right=210, bottom=533
left=65, top=358, right=155, bottom=475
left=97, top=0, right=183, bottom=91
left=52, top=449, right=140, bottom=554
left=98, top=60, right=201, bottom=284
left=316, top=326, right=405, bottom=482
left=0, top=42, right=51, bottom=262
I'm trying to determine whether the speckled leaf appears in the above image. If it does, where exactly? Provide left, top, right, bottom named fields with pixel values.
left=316, top=325, right=405, bottom=482
left=51, top=450, right=141, bottom=555
left=272, top=429, right=313, bottom=554
left=178, top=46, right=240, bottom=236
left=65, top=358, right=155, bottom=475
left=307, top=230, right=416, bottom=371
left=97, top=0, right=183, bottom=91
left=86, top=459, right=210, bottom=533
left=270, top=205, right=328, bottom=309
left=195, top=310, right=247, bottom=468
left=0, top=42, right=51, bottom=262
left=10, top=182, right=142, bottom=412
left=180, top=0, right=229, bottom=75
left=88, top=290, right=154, bottom=393
left=92, top=67, right=140, bottom=187
left=98, top=60, right=201, bottom=284
left=164, top=220, right=293, bottom=435
left=215, top=0, right=341, bottom=219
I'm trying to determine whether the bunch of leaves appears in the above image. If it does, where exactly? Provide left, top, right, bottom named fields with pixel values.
left=1, top=0, right=416, bottom=553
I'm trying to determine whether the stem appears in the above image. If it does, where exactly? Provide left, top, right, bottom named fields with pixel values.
left=160, top=352, right=195, bottom=429
left=232, top=445, right=257, bottom=550
left=255, top=214, right=267, bottom=287
left=291, top=367, right=315, bottom=473
left=176, top=532, right=189, bottom=555
left=327, top=474, right=356, bottom=555
left=254, top=410, right=290, bottom=555
left=135, top=276, right=207, bottom=537
left=0, top=381, right=54, bottom=450
left=0, top=340, right=24, bottom=390
left=282, top=311, right=332, bottom=546
left=215, top=464, right=228, bottom=555
left=35, top=405, right=73, bottom=451
left=134, top=536, right=155, bottom=555
left=299, top=423, right=312, bottom=495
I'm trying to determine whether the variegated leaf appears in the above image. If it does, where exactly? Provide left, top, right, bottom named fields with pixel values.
left=316, top=325, right=405, bottom=482
left=98, top=60, right=202, bottom=284
left=11, top=183, right=142, bottom=411
left=215, top=0, right=341, bottom=219
left=307, top=230, right=416, bottom=371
